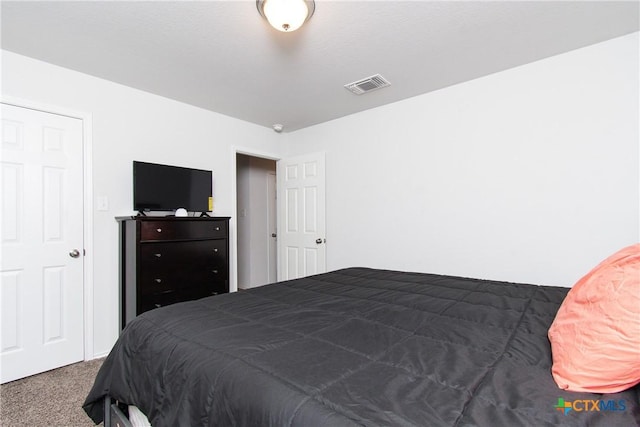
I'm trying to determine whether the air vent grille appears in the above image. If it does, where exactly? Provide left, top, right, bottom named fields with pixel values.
left=344, top=74, right=391, bottom=95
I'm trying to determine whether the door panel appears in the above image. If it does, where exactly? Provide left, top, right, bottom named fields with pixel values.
left=267, top=172, right=277, bottom=284
left=277, top=152, right=326, bottom=281
left=1, top=103, right=84, bottom=383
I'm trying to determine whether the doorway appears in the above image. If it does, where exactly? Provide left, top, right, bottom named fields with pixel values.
left=236, top=154, right=277, bottom=289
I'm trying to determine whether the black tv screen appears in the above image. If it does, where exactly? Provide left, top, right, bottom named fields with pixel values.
left=133, top=161, right=212, bottom=213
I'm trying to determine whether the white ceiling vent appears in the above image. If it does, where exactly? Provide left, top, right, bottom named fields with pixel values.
left=344, top=74, right=391, bottom=95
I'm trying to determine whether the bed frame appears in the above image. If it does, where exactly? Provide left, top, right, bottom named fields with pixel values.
left=104, top=397, right=133, bottom=427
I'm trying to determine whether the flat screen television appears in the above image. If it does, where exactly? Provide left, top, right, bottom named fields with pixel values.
left=133, top=161, right=212, bottom=213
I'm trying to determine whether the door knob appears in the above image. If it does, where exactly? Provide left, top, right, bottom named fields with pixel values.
left=69, top=249, right=81, bottom=258
left=315, top=238, right=323, bottom=244
left=271, top=233, right=277, bottom=238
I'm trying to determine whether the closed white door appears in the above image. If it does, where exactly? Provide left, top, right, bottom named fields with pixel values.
left=267, top=172, right=277, bottom=283
left=1, top=103, right=84, bottom=384
left=276, top=152, right=326, bottom=281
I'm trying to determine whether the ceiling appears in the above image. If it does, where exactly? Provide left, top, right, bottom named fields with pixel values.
left=2, top=1, right=638, bottom=133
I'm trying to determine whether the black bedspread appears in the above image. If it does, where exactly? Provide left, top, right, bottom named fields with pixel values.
left=84, top=268, right=640, bottom=426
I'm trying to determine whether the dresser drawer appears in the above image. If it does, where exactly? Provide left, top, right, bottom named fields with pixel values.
left=138, top=289, right=180, bottom=314
left=140, top=220, right=227, bottom=241
left=140, top=240, right=227, bottom=270
left=138, top=269, right=226, bottom=296
left=139, top=285, right=225, bottom=314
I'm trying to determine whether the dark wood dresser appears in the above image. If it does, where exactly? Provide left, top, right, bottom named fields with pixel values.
left=117, top=216, right=230, bottom=329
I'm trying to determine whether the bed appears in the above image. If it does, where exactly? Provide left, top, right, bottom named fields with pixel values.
left=83, top=267, right=640, bottom=426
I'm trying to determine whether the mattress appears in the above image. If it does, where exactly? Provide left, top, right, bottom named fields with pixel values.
left=83, top=267, right=640, bottom=426
left=128, top=405, right=152, bottom=427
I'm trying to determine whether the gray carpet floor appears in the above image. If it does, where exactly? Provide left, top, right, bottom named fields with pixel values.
left=0, top=358, right=104, bottom=427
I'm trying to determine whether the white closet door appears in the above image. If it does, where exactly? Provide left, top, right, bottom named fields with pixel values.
left=267, top=171, right=277, bottom=284
left=276, top=152, right=326, bottom=281
left=1, top=103, right=84, bottom=383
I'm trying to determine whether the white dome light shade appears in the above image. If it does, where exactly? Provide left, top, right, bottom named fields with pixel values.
left=258, top=0, right=314, bottom=32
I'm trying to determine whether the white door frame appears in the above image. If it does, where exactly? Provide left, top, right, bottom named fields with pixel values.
left=230, top=146, right=280, bottom=293
left=1, top=95, right=95, bottom=360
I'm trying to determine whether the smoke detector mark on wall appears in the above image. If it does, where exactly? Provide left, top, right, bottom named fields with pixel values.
left=344, top=74, right=391, bottom=95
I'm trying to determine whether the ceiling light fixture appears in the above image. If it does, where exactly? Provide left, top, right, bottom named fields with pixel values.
left=257, top=0, right=315, bottom=32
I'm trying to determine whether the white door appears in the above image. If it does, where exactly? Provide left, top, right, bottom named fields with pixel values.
left=1, top=103, right=84, bottom=384
left=276, top=152, right=326, bottom=281
left=267, top=172, right=277, bottom=283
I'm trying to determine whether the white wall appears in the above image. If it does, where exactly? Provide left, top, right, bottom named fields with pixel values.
left=285, top=32, right=639, bottom=287
left=1, top=50, right=284, bottom=357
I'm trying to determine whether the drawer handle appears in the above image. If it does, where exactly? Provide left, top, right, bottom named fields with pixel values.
left=156, top=228, right=162, bottom=233
left=214, top=226, right=220, bottom=231
left=154, top=253, right=162, bottom=258
left=213, top=248, right=218, bottom=253
left=155, top=278, right=162, bottom=283
left=212, top=269, right=219, bottom=274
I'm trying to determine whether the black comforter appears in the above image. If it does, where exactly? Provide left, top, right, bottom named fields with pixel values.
left=84, top=268, right=640, bottom=426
